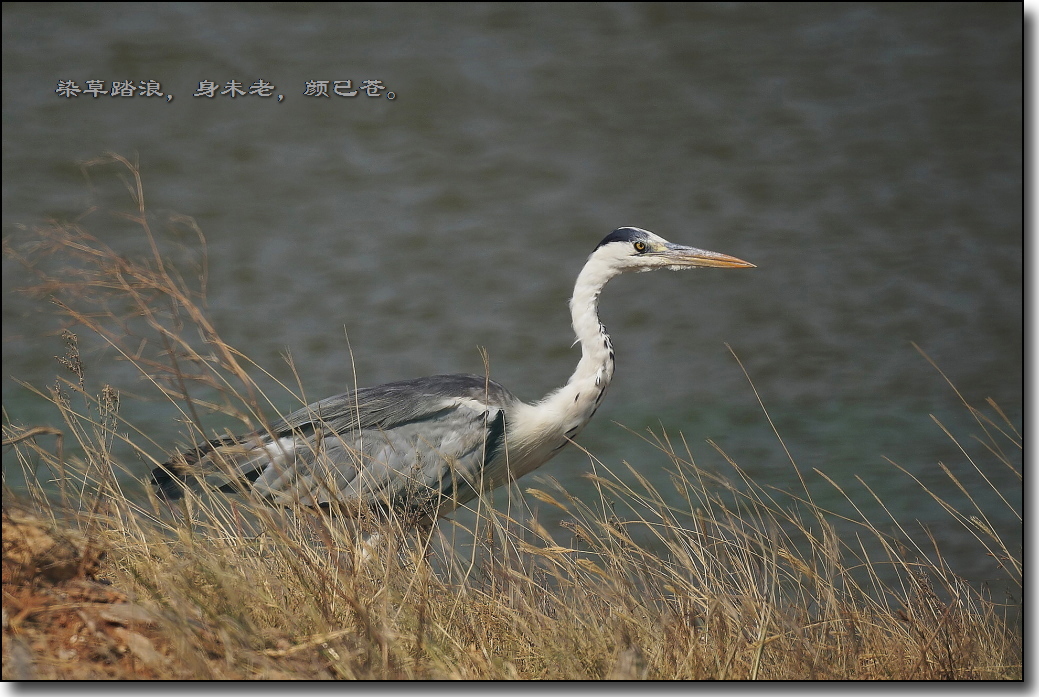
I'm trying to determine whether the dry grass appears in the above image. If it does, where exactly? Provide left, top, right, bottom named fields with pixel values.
left=2, top=155, right=1022, bottom=680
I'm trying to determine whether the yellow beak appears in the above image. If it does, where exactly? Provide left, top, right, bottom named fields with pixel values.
left=660, top=243, right=756, bottom=269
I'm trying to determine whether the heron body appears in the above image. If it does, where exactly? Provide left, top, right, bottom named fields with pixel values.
left=152, top=227, right=753, bottom=526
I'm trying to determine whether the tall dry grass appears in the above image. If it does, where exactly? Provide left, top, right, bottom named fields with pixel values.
left=2, top=155, right=1022, bottom=679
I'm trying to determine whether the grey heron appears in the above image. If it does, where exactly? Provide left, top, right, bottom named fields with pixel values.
left=152, top=227, right=753, bottom=533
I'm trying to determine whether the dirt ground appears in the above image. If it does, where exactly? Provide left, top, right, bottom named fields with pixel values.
left=2, top=506, right=174, bottom=679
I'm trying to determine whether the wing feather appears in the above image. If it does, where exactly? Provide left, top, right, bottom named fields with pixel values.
left=153, top=374, right=517, bottom=518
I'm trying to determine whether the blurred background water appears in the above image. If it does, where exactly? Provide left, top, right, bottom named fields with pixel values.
left=2, top=3, right=1021, bottom=593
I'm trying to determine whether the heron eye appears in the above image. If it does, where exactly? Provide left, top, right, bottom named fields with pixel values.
left=633, top=241, right=647, bottom=253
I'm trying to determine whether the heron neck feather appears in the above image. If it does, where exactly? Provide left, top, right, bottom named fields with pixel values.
left=509, top=253, right=619, bottom=465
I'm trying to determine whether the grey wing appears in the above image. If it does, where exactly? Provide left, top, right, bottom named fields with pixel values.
left=155, top=375, right=516, bottom=517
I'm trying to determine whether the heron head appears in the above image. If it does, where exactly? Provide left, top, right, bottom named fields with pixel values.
left=592, top=227, right=755, bottom=273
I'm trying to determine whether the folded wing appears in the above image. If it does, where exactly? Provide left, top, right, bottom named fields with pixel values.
left=152, top=375, right=515, bottom=518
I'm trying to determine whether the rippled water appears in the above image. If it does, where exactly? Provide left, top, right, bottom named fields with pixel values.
left=2, top=4, right=1021, bottom=588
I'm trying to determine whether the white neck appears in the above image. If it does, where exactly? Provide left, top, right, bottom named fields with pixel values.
left=507, top=255, right=619, bottom=471
left=560, top=254, right=618, bottom=417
